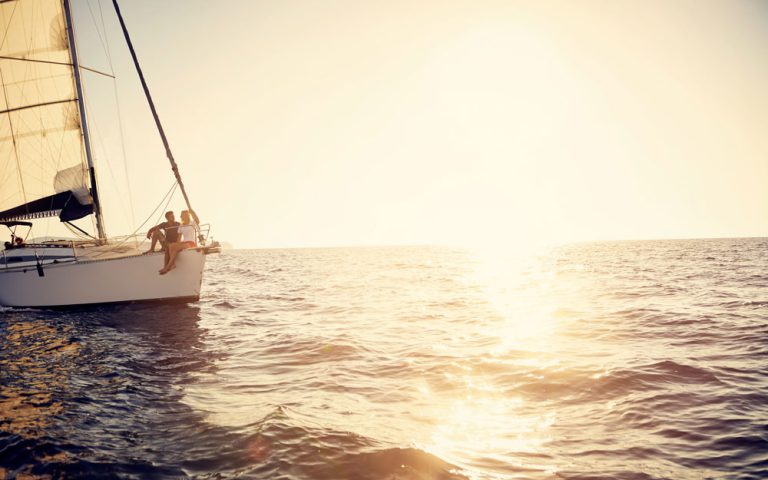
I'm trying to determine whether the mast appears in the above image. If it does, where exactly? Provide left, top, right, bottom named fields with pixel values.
left=112, top=0, right=196, bottom=216
left=63, top=0, right=107, bottom=241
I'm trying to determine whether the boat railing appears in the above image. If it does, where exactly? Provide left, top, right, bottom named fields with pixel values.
left=2, top=224, right=216, bottom=270
left=69, top=223, right=215, bottom=255
left=1, top=242, right=79, bottom=271
left=102, top=222, right=214, bottom=249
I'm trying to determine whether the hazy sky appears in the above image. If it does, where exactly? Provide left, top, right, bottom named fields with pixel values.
left=70, top=0, right=768, bottom=248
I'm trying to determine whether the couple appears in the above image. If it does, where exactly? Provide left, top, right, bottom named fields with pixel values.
left=145, top=209, right=200, bottom=275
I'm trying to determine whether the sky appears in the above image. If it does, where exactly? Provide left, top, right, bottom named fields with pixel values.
left=66, top=0, right=768, bottom=249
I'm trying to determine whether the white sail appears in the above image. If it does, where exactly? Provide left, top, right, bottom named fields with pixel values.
left=0, top=0, right=91, bottom=220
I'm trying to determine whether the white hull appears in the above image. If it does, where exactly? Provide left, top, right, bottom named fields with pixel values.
left=0, top=249, right=207, bottom=308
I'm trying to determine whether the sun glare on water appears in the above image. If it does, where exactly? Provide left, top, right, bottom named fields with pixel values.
left=412, top=245, right=576, bottom=476
left=182, top=245, right=592, bottom=477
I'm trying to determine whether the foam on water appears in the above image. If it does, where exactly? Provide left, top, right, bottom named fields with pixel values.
left=1, top=239, right=767, bottom=479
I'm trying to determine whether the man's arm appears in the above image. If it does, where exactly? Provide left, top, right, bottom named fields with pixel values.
left=146, top=222, right=169, bottom=238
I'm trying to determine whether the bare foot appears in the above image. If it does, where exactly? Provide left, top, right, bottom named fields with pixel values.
left=159, top=265, right=176, bottom=275
left=143, top=250, right=154, bottom=255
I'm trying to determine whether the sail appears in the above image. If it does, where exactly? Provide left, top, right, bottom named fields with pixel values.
left=0, top=0, right=92, bottom=222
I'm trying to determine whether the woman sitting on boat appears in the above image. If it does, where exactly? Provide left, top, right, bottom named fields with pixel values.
left=159, top=209, right=199, bottom=275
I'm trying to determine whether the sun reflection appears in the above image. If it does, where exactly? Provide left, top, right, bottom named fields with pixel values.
left=464, top=246, right=566, bottom=351
left=246, top=435, right=273, bottom=462
left=422, top=390, right=556, bottom=475
left=0, top=322, right=78, bottom=439
left=415, top=247, right=575, bottom=475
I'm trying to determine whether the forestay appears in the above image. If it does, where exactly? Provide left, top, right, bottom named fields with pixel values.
left=0, top=0, right=92, bottom=222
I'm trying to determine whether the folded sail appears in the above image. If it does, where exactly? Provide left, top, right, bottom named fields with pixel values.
left=0, top=0, right=92, bottom=222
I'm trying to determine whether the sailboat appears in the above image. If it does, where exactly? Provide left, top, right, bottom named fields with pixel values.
left=0, top=0, right=219, bottom=308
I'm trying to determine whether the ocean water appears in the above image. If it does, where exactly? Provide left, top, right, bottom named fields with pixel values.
left=1, top=238, right=766, bottom=479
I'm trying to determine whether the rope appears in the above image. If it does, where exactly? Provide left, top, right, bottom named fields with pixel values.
left=112, top=0, right=196, bottom=217
left=118, top=182, right=177, bottom=245
left=86, top=0, right=113, bottom=71
left=87, top=182, right=177, bottom=257
left=96, top=0, right=137, bottom=230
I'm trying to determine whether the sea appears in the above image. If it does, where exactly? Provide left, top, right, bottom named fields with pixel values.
left=1, top=238, right=766, bottom=480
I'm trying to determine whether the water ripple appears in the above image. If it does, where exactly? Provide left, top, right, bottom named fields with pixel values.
left=1, top=239, right=767, bottom=478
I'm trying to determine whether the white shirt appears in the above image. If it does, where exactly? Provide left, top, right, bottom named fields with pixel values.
left=178, top=222, right=198, bottom=243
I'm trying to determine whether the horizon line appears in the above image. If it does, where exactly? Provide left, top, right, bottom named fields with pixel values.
left=226, top=234, right=767, bottom=251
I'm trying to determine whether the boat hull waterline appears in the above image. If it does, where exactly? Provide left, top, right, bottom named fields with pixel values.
left=0, top=249, right=207, bottom=308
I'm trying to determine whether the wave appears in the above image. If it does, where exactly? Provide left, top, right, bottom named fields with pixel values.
left=599, top=361, right=723, bottom=391
left=212, top=301, right=238, bottom=309
left=308, top=447, right=467, bottom=480
left=718, top=299, right=768, bottom=308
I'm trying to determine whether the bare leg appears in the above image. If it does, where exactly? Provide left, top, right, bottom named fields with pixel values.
left=144, top=231, right=164, bottom=254
left=160, top=243, right=184, bottom=274
left=160, top=244, right=176, bottom=273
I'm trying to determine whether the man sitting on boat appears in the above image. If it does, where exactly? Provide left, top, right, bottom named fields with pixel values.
left=159, top=210, right=200, bottom=275
left=145, top=211, right=180, bottom=256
